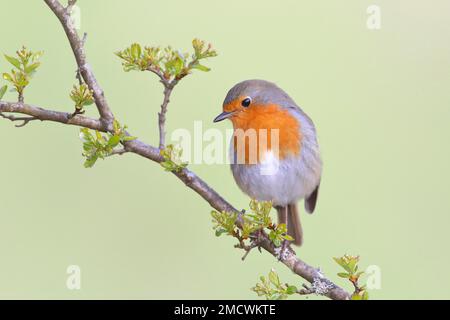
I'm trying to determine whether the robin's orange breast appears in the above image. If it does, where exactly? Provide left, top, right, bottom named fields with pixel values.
left=229, top=104, right=302, bottom=164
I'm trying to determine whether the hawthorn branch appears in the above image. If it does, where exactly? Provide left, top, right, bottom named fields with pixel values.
left=0, top=101, right=103, bottom=130
left=146, top=66, right=178, bottom=149
left=44, top=0, right=114, bottom=125
left=0, top=0, right=352, bottom=300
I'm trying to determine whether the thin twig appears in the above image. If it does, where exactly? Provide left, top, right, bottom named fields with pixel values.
left=146, top=67, right=177, bottom=149
left=69, top=108, right=85, bottom=119
left=349, top=277, right=363, bottom=296
left=146, top=66, right=168, bottom=85
left=109, top=148, right=128, bottom=156
left=0, top=101, right=103, bottom=131
left=0, top=112, right=38, bottom=127
left=239, top=242, right=259, bottom=261
left=158, top=83, right=175, bottom=149
left=81, top=32, right=87, bottom=46
left=75, top=69, right=83, bottom=85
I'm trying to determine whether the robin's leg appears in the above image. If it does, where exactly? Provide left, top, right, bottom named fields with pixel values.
left=280, top=206, right=289, bottom=257
left=275, top=205, right=291, bottom=260
left=278, top=206, right=290, bottom=261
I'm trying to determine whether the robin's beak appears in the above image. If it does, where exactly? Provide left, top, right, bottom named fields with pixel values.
left=213, top=111, right=234, bottom=123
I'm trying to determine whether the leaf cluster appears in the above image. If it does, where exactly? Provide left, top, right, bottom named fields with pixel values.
left=211, top=200, right=272, bottom=241
left=211, top=211, right=239, bottom=237
left=211, top=200, right=293, bottom=248
left=70, top=83, right=94, bottom=112
left=115, top=39, right=217, bottom=81
left=79, top=120, right=136, bottom=168
left=2, top=47, right=43, bottom=99
left=268, top=223, right=294, bottom=247
left=160, top=144, right=188, bottom=172
left=252, top=269, right=298, bottom=300
left=334, top=254, right=369, bottom=300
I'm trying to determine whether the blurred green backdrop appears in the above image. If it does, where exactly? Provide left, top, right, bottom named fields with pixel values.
left=0, top=0, right=449, bottom=299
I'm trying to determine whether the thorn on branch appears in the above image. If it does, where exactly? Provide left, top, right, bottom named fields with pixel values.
left=236, top=242, right=258, bottom=261
left=81, top=32, right=87, bottom=46
left=235, top=228, right=265, bottom=261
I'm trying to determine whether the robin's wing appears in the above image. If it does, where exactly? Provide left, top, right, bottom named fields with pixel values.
left=304, top=183, right=320, bottom=214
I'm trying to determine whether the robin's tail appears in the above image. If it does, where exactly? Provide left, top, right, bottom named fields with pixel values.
left=276, top=204, right=303, bottom=246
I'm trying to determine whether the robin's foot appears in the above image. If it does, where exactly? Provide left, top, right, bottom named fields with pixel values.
left=275, top=239, right=291, bottom=261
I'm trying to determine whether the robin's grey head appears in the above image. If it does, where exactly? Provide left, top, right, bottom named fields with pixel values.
left=214, top=79, right=297, bottom=122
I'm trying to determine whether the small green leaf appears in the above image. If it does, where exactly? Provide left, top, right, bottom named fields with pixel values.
left=0, top=85, right=7, bottom=100
left=122, top=135, right=137, bottom=142
left=268, top=270, right=280, bottom=287
left=24, top=62, right=40, bottom=74
left=2, top=73, right=13, bottom=82
left=351, top=290, right=369, bottom=300
left=113, top=119, right=120, bottom=132
left=283, top=234, right=294, bottom=241
left=277, top=223, right=287, bottom=233
left=191, top=63, right=210, bottom=72
left=337, top=272, right=350, bottom=278
left=131, top=43, right=142, bottom=59
left=355, top=271, right=365, bottom=278
left=107, top=135, right=121, bottom=148
left=95, top=130, right=103, bottom=141
left=32, top=51, right=43, bottom=61
left=333, top=256, right=353, bottom=273
left=4, top=54, right=21, bottom=69
left=351, top=293, right=362, bottom=300
left=84, top=155, right=98, bottom=168
left=268, top=231, right=276, bottom=241
left=362, top=290, right=369, bottom=300
left=215, top=228, right=227, bottom=237
left=286, top=285, right=297, bottom=295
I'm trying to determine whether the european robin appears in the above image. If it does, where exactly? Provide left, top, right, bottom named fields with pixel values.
left=214, top=79, right=322, bottom=246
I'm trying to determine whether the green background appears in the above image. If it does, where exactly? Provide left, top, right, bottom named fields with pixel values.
left=0, top=0, right=449, bottom=299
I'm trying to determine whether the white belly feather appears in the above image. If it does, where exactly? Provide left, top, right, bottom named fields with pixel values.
left=230, top=149, right=321, bottom=206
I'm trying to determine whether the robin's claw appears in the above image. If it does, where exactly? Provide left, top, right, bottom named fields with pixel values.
left=275, top=239, right=291, bottom=261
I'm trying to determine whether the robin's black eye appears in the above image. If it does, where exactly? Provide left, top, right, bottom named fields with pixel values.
left=241, top=97, right=251, bottom=107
